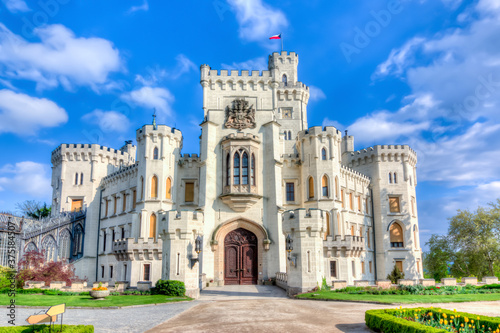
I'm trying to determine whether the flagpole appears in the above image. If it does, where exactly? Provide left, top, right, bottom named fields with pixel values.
left=281, top=32, right=283, bottom=52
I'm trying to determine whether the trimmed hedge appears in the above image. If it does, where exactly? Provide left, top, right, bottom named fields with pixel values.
left=0, top=325, right=93, bottom=332
left=366, top=307, right=500, bottom=333
left=152, top=280, right=185, bottom=296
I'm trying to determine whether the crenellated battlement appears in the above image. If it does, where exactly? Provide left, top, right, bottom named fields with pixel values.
left=282, top=208, right=327, bottom=236
left=158, top=210, right=204, bottom=236
left=136, top=124, right=183, bottom=142
left=102, top=163, right=138, bottom=185
left=348, top=144, right=417, bottom=167
left=280, top=153, right=301, bottom=165
left=221, top=132, right=261, bottom=143
left=298, top=126, right=342, bottom=140
left=179, top=153, right=201, bottom=167
left=340, top=164, right=371, bottom=183
left=51, top=143, right=136, bottom=166
left=207, top=69, right=273, bottom=78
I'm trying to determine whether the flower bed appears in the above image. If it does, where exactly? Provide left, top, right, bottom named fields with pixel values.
left=366, top=307, right=500, bottom=333
left=337, top=284, right=500, bottom=296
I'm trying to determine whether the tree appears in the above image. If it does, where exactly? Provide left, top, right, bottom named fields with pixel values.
left=16, top=200, right=51, bottom=219
left=16, top=250, right=77, bottom=287
left=387, top=264, right=405, bottom=284
left=423, top=234, right=451, bottom=281
left=425, top=200, right=500, bottom=280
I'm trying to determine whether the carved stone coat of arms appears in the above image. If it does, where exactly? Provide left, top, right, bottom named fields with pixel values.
left=224, top=99, right=256, bottom=130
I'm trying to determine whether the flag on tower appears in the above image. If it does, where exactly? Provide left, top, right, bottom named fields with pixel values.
left=269, top=34, right=281, bottom=40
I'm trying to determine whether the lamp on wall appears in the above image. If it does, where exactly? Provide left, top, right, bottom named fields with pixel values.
left=190, top=235, right=202, bottom=268
left=286, top=234, right=296, bottom=267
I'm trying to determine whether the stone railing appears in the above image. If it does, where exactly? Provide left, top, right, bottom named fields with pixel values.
left=275, top=272, right=288, bottom=290
left=324, top=235, right=364, bottom=253
left=112, top=237, right=162, bottom=261
left=24, top=280, right=130, bottom=292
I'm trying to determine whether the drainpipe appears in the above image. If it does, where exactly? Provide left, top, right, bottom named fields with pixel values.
left=370, top=187, right=378, bottom=281
left=95, top=187, right=104, bottom=282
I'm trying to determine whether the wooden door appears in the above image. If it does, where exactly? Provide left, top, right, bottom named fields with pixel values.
left=224, top=228, right=258, bottom=285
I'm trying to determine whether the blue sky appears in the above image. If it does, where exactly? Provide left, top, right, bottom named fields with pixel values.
left=1, top=0, right=499, bottom=250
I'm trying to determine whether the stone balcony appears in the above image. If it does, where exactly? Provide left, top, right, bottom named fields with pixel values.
left=220, top=184, right=261, bottom=212
left=112, top=237, right=162, bottom=261
left=323, top=235, right=364, bottom=257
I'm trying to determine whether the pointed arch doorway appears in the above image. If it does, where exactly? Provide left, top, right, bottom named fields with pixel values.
left=224, top=228, right=258, bottom=285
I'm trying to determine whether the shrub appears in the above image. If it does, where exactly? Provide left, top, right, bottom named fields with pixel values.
left=0, top=325, right=94, bottom=332
left=152, top=280, right=186, bottom=296
left=0, top=266, right=16, bottom=289
left=321, top=277, right=330, bottom=291
left=387, top=264, right=405, bottom=284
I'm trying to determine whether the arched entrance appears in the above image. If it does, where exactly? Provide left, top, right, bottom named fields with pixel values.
left=224, top=228, right=258, bottom=285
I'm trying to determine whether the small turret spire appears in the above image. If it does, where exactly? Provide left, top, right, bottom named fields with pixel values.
left=152, top=109, right=157, bottom=130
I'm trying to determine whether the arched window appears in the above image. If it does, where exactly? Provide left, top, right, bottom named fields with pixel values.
left=59, top=229, right=71, bottom=260
left=337, top=213, right=341, bottom=236
left=251, top=154, right=255, bottom=186
left=80, top=173, right=83, bottom=185
left=288, top=131, right=292, bottom=140
left=153, top=147, right=159, bottom=160
left=242, top=152, right=248, bottom=185
left=321, top=148, right=327, bottom=160
left=322, top=175, right=329, bottom=197
left=226, top=154, right=231, bottom=185
left=324, top=213, right=330, bottom=240
left=140, top=177, right=144, bottom=200
left=390, top=223, right=404, bottom=248
left=73, top=224, right=84, bottom=256
left=75, top=173, right=78, bottom=185
left=389, top=173, right=392, bottom=184
left=409, top=176, right=413, bottom=186
left=284, top=132, right=287, bottom=140
left=42, top=236, right=57, bottom=262
left=149, top=213, right=156, bottom=239
left=413, top=225, right=418, bottom=248
left=151, top=175, right=158, bottom=198
left=394, top=172, right=397, bottom=184
left=233, top=152, right=240, bottom=185
left=166, top=177, right=172, bottom=199
left=308, top=176, right=314, bottom=199
left=282, top=74, right=287, bottom=86
left=335, top=177, right=339, bottom=198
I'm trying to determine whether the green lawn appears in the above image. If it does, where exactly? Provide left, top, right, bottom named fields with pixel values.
left=0, top=294, right=192, bottom=307
left=296, top=291, right=500, bottom=304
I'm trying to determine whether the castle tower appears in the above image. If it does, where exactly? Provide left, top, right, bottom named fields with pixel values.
left=346, top=145, right=421, bottom=280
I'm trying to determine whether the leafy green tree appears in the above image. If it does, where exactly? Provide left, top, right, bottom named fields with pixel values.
left=16, top=200, right=51, bottom=219
left=423, top=235, right=451, bottom=281
left=387, top=264, right=405, bottom=284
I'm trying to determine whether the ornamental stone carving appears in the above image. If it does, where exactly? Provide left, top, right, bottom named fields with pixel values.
left=224, top=99, right=256, bottom=130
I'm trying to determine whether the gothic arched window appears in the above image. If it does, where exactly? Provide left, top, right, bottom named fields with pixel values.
left=149, top=213, right=156, bottom=239
left=321, top=148, right=327, bottom=160
left=389, top=173, right=392, bottom=184
left=390, top=223, right=404, bottom=248
left=42, top=236, right=57, bottom=262
left=308, top=176, right=314, bottom=199
left=151, top=175, right=158, bottom=198
left=166, top=177, right=172, bottom=199
left=80, top=173, right=83, bottom=185
left=58, top=229, right=71, bottom=260
left=75, top=173, right=78, bottom=185
left=282, top=74, right=287, bottom=86
left=226, top=153, right=231, bottom=185
left=242, top=152, right=248, bottom=185
left=73, top=224, right=84, bottom=256
left=233, top=152, right=240, bottom=185
left=153, top=147, right=159, bottom=160
left=394, top=172, right=398, bottom=184
left=251, top=154, right=256, bottom=186
left=288, top=131, right=292, bottom=140
left=322, top=175, right=329, bottom=197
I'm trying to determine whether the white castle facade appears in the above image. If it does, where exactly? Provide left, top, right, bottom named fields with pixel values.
left=50, top=51, right=422, bottom=296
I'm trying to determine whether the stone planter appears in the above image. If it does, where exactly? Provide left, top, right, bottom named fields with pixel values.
left=89, top=290, right=110, bottom=300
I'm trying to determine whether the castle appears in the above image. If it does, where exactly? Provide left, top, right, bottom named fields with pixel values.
left=46, top=51, right=422, bottom=297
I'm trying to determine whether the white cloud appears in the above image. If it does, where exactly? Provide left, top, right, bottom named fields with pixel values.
left=221, top=57, right=267, bottom=71
left=135, top=54, right=196, bottom=85
left=0, top=89, right=67, bottom=135
left=0, top=23, right=122, bottom=91
left=1, top=0, right=29, bottom=12
left=81, top=109, right=130, bottom=133
left=322, top=118, right=343, bottom=130
left=309, top=86, right=326, bottom=101
left=373, top=37, right=425, bottom=78
left=227, top=0, right=288, bottom=44
left=121, top=86, right=174, bottom=120
left=127, top=0, right=149, bottom=13
left=0, top=161, right=51, bottom=198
